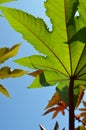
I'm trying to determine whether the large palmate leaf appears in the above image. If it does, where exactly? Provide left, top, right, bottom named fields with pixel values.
left=0, top=0, right=86, bottom=104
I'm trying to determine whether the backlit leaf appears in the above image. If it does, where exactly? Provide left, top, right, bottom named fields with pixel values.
left=0, top=66, right=26, bottom=79
left=56, top=86, right=69, bottom=105
left=79, top=108, right=86, bottom=111
left=0, top=84, right=10, bottom=97
left=75, top=86, right=84, bottom=109
left=28, top=70, right=43, bottom=77
left=43, top=102, right=66, bottom=119
left=82, top=101, right=86, bottom=107
left=0, top=43, right=21, bottom=64
left=80, top=112, right=86, bottom=117
left=75, top=126, right=86, bottom=130
left=1, top=0, right=86, bottom=106
left=45, top=92, right=61, bottom=109
left=82, top=117, right=86, bottom=125
left=0, top=0, right=15, bottom=4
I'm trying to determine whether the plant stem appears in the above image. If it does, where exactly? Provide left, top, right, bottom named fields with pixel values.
left=69, top=77, right=74, bottom=130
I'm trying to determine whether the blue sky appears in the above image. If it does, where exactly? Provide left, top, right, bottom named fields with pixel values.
left=0, top=0, right=82, bottom=130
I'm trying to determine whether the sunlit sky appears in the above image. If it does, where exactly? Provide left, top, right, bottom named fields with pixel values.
left=0, top=0, right=82, bottom=130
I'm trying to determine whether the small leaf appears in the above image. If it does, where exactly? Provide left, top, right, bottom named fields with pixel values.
left=0, top=43, right=21, bottom=64
left=0, top=84, right=10, bottom=97
left=75, top=125, right=86, bottom=130
left=79, top=108, right=86, bottom=111
left=45, top=92, right=61, bottom=109
left=28, top=70, right=43, bottom=77
left=82, top=117, right=86, bottom=125
left=43, top=102, right=66, bottom=119
left=0, top=66, right=26, bottom=79
left=0, top=0, right=15, bottom=4
left=52, top=107, right=62, bottom=119
left=82, top=101, right=86, bottom=107
left=75, top=86, right=84, bottom=109
left=52, top=103, right=66, bottom=119
left=43, top=107, right=57, bottom=116
left=54, top=121, right=59, bottom=130
left=80, top=112, right=86, bottom=117
left=39, top=124, right=46, bottom=130
left=56, top=86, right=68, bottom=105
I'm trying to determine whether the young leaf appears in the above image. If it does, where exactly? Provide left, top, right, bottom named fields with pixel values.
left=43, top=102, right=66, bottom=119
left=0, top=43, right=21, bottom=64
left=75, top=126, right=86, bottom=130
left=0, top=84, right=10, bottom=97
left=75, top=86, right=84, bottom=109
left=28, top=70, right=43, bottom=77
left=82, top=101, right=86, bottom=107
left=0, top=66, right=26, bottom=79
left=45, top=92, right=61, bottom=109
left=0, top=0, right=15, bottom=4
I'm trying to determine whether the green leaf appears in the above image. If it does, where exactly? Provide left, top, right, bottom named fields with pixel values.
left=56, top=85, right=83, bottom=106
left=29, top=70, right=67, bottom=88
left=0, top=66, right=27, bottom=79
left=75, top=125, right=86, bottom=130
left=56, top=86, right=69, bottom=105
left=0, top=43, right=21, bottom=64
left=1, top=1, right=86, bottom=105
left=70, top=27, right=86, bottom=43
left=0, top=84, right=10, bottom=97
left=0, top=0, right=16, bottom=4
left=0, top=7, right=71, bottom=76
left=0, top=14, right=3, bottom=17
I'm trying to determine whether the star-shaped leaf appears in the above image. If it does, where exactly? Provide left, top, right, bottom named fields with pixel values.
left=0, top=0, right=86, bottom=104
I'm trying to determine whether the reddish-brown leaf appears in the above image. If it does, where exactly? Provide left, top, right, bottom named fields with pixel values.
left=75, top=87, right=84, bottom=109
left=80, top=112, right=86, bottom=117
left=82, top=117, right=86, bottom=124
left=79, top=108, right=86, bottom=111
left=45, top=92, right=61, bottom=109
left=82, top=101, right=86, bottom=107
left=43, top=107, right=57, bottom=116
left=28, top=70, right=43, bottom=77
left=43, top=102, right=66, bottom=119
left=52, top=106, right=62, bottom=119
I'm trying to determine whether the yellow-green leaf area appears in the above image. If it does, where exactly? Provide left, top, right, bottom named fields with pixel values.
left=0, top=66, right=27, bottom=79
left=75, top=126, right=86, bottom=130
left=0, top=0, right=15, bottom=4
left=0, top=43, right=21, bottom=63
left=0, top=7, right=71, bottom=75
left=0, top=0, right=86, bottom=98
left=0, top=84, right=10, bottom=97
